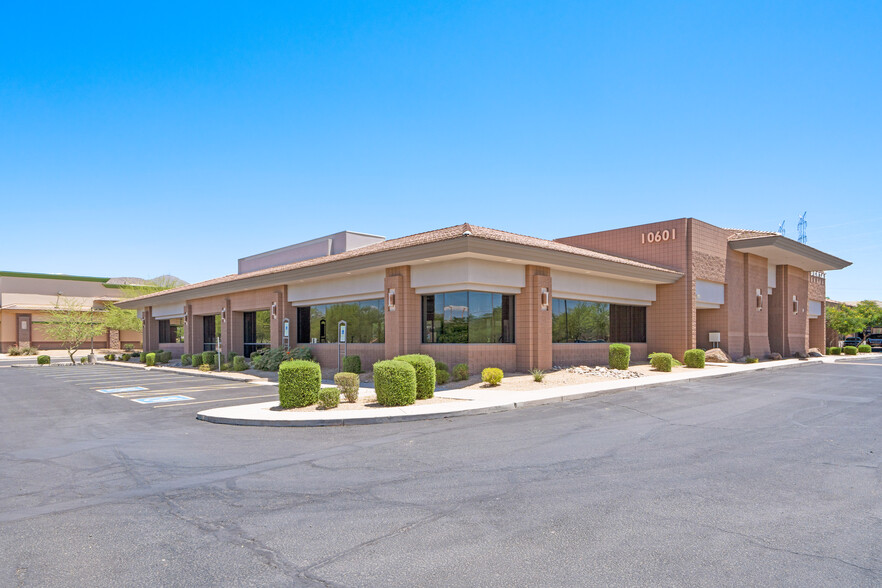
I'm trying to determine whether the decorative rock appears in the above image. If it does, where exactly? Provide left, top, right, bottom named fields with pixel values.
left=565, top=365, right=643, bottom=379
left=704, top=348, right=732, bottom=363
left=793, top=351, right=808, bottom=359
left=807, top=348, right=823, bottom=357
left=766, top=352, right=782, bottom=360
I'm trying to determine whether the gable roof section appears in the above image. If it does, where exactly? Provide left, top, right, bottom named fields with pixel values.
left=117, top=223, right=682, bottom=308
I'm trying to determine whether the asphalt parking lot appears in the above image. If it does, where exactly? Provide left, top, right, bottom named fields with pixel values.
left=1, top=360, right=881, bottom=587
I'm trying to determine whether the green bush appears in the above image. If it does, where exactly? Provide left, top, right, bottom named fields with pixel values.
left=650, top=352, right=673, bottom=372
left=291, top=346, right=313, bottom=361
left=250, top=346, right=296, bottom=371
left=232, top=356, right=248, bottom=371
left=226, top=351, right=237, bottom=362
left=124, top=343, right=134, bottom=352
left=278, top=360, right=321, bottom=408
left=80, top=357, right=87, bottom=364
left=436, top=369, right=450, bottom=385
left=858, top=344, right=872, bottom=353
left=104, top=353, right=115, bottom=361
left=373, top=360, right=417, bottom=406
left=198, top=364, right=211, bottom=372
left=121, top=354, right=131, bottom=362
left=684, top=349, right=705, bottom=369
left=453, top=363, right=469, bottom=381
left=145, top=352, right=156, bottom=366
left=530, top=368, right=545, bottom=382
left=745, top=356, right=759, bottom=363
left=844, top=346, right=858, bottom=355
left=318, top=388, right=340, bottom=409
left=8, top=346, right=22, bottom=356
left=23, top=346, right=39, bottom=355
left=393, top=354, right=436, bottom=399
left=37, top=355, right=50, bottom=365
left=342, top=355, right=362, bottom=374
left=482, top=367, right=504, bottom=386
left=435, top=360, right=449, bottom=373
left=202, top=351, right=217, bottom=367
left=609, top=343, right=631, bottom=370
left=334, top=372, right=360, bottom=402
left=181, top=354, right=192, bottom=366
left=140, top=352, right=148, bottom=363
left=158, top=351, right=172, bottom=364
left=221, top=362, right=231, bottom=371
left=830, top=347, right=841, bottom=355
left=190, top=352, right=202, bottom=366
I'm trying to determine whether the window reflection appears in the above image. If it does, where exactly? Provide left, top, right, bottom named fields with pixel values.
left=552, top=299, right=646, bottom=343
left=422, top=291, right=515, bottom=344
left=301, top=299, right=385, bottom=344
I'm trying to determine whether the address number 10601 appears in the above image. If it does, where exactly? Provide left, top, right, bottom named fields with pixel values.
left=641, top=229, right=676, bottom=244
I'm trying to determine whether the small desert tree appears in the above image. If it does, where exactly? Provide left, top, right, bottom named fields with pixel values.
left=827, top=301, right=882, bottom=344
left=44, top=298, right=107, bottom=363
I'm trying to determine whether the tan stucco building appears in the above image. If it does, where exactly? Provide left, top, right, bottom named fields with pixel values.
left=118, top=220, right=850, bottom=371
left=0, top=272, right=142, bottom=352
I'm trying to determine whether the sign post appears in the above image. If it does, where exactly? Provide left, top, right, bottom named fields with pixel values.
left=216, top=336, right=222, bottom=372
left=337, top=320, right=347, bottom=372
left=283, top=318, right=290, bottom=350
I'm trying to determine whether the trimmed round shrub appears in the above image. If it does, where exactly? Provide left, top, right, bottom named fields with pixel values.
left=232, top=356, right=248, bottom=371
left=145, top=352, right=156, bottom=367
left=609, top=343, right=631, bottom=370
left=373, top=360, right=417, bottom=406
left=190, top=352, right=203, bottom=366
left=844, top=346, right=858, bottom=355
left=278, top=360, right=321, bottom=408
left=830, top=347, right=841, bottom=355
left=202, top=351, right=217, bottom=367
left=140, top=352, right=148, bottom=363
left=482, top=367, right=504, bottom=386
left=104, top=354, right=115, bottom=361
left=318, top=388, right=340, bottom=409
left=334, top=372, right=360, bottom=402
left=435, top=360, right=449, bottom=373
left=181, top=354, right=192, bottom=366
left=393, top=354, right=436, bottom=399
left=684, top=349, right=705, bottom=369
left=342, top=355, right=362, bottom=374
left=436, top=369, right=450, bottom=385
left=453, top=363, right=469, bottom=381
left=121, top=354, right=131, bottom=362
left=650, top=352, right=673, bottom=372
left=158, top=351, right=172, bottom=364
left=858, top=344, right=872, bottom=353
left=221, top=362, right=231, bottom=371
left=37, top=355, right=50, bottom=365
left=80, top=357, right=87, bottom=364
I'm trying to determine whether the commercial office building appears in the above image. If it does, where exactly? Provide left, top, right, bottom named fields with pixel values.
left=118, top=220, right=850, bottom=370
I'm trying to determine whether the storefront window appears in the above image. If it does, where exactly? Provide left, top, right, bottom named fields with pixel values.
left=301, top=299, right=385, bottom=344
left=422, top=291, right=515, bottom=344
left=158, top=318, right=184, bottom=343
left=552, top=299, right=646, bottom=343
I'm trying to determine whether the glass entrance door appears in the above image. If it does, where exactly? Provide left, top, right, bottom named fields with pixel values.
left=243, top=310, right=271, bottom=357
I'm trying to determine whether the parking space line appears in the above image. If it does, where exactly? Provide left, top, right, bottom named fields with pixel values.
left=132, top=395, right=194, bottom=404
left=152, top=394, right=278, bottom=408
left=101, top=383, right=255, bottom=394
left=97, top=386, right=148, bottom=394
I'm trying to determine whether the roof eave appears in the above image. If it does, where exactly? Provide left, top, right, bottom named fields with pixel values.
left=729, top=235, right=851, bottom=271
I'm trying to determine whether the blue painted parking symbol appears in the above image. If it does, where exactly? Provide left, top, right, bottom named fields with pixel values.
left=131, top=395, right=193, bottom=404
left=97, top=386, right=148, bottom=394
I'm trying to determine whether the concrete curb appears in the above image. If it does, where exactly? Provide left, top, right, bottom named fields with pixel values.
left=94, top=360, right=271, bottom=383
left=196, top=355, right=864, bottom=427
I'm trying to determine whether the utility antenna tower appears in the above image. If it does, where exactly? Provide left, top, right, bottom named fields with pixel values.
left=797, top=212, right=807, bottom=244
left=777, top=220, right=786, bottom=236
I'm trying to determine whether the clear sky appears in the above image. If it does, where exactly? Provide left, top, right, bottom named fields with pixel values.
left=2, top=2, right=879, bottom=301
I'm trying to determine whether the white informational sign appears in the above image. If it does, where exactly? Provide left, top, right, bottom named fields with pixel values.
left=283, top=319, right=289, bottom=337
left=339, top=323, right=347, bottom=343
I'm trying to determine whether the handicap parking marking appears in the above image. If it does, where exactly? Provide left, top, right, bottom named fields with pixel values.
left=131, top=395, right=194, bottom=404
left=97, top=386, right=148, bottom=394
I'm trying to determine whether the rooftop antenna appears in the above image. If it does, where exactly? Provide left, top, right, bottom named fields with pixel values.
left=777, top=220, right=786, bottom=236
left=797, top=211, right=807, bottom=244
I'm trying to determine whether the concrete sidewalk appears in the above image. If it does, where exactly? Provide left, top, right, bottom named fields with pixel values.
left=197, top=355, right=874, bottom=427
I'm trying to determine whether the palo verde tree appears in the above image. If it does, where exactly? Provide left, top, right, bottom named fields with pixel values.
left=44, top=297, right=107, bottom=363
left=826, top=300, right=882, bottom=343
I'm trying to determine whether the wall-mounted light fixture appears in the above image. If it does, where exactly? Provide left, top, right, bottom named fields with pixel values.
left=540, top=288, right=549, bottom=311
left=756, top=289, right=763, bottom=311
left=222, top=307, right=227, bottom=322
left=792, top=295, right=798, bottom=314
left=388, top=289, right=396, bottom=311
left=271, top=302, right=277, bottom=319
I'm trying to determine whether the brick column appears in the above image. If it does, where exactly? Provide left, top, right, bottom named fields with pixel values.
left=270, top=289, right=285, bottom=348
left=769, top=265, right=810, bottom=357
left=515, top=265, right=552, bottom=371
left=142, top=306, right=159, bottom=352
left=184, top=304, right=198, bottom=354
left=384, top=266, right=420, bottom=359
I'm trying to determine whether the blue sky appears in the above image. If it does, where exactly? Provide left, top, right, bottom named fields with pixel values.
left=1, top=1, right=879, bottom=300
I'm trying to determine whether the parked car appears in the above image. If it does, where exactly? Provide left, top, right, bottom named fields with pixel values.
left=867, top=334, right=882, bottom=347
left=842, top=336, right=862, bottom=347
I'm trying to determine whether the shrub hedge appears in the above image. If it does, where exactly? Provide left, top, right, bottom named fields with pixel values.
left=858, top=344, right=872, bottom=353
left=650, top=352, right=673, bottom=372
left=482, top=367, right=504, bottom=386
left=104, top=354, right=115, bottom=361
left=334, top=372, right=360, bottom=403
left=393, top=354, right=436, bottom=399
left=202, top=351, right=217, bottom=367
left=342, top=355, right=362, bottom=374
left=436, top=369, right=450, bottom=385
left=158, top=351, right=172, bottom=364
left=140, top=352, right=148, bottom=363
left=318, top=388, right=340, bottom=409
left=373, top=360, right=417, bottom=406
left=181, top=354, right=192, bottom=366
left=278, top=360, right=321, bottom=408
left=37, top=355, right=50, bottom=365
left=844, top=346, right=858, bottom=355
left=435, top=360, right=449, bottom=373
left=684, top=349, right=705, bottom=369
left=829, top=347, right=841, bottom=355
left=145, top=352, right=156, bottom=367
left=453, top=363, right=469, bottom=381
left=232, top=356, right=248, bottom=371
left=121, top=354, right=131, bottom=362
left=609, top=343, right=631, bottom=370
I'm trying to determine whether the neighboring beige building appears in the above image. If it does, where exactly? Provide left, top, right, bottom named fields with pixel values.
left=0, top=271, right=143, bottom=352
left=117, top=220, right=850, bottom=370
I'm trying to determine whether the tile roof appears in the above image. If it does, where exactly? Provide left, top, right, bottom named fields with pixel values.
left=725, top=228, right=780, bottom=241
left=125, top=223, right=679, bottom=304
